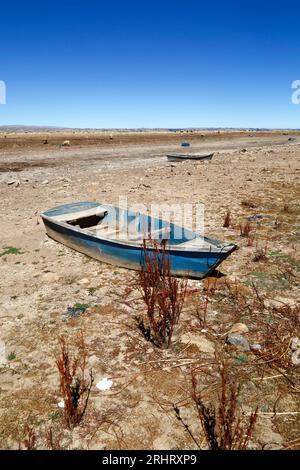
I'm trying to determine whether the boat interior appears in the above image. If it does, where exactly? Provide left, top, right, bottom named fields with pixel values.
left=51, top=205, right=218, bottom=250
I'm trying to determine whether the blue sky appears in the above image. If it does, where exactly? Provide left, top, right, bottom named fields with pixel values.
left=0, top=0, right=299, bottom=128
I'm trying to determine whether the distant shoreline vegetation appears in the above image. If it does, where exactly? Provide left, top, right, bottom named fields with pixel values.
left=0, top=126, right=299, bottom=133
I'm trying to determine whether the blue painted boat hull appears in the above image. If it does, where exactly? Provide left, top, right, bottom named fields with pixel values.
left=41, top=202, right=237, bottom=279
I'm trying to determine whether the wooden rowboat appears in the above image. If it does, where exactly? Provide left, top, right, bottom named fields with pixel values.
left=167, top=153, right=214, bottom=162
left=41, top=202, right=236, bottom=279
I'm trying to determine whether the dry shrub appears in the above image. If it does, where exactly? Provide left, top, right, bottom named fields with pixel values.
left=252, top=304, right=300, bottom=373
left=18, top=423, right=37, bottom=450
left=56, top=331, right=94, bottom=428
left=247, top=236, right=255, bottom=247
left=241, top=200, right=258, bottom=209
left=223, top=210, right=231, bottom=228
left=137, top=239, right=187, bottom=348
left=45, top=426, right=64, bottom=450
left=239, top=221, right=252, bottom=237
left=253, top=241, right=268, bottom=262
left=196, top=278, right=252, bottom=327
left=221, top=278, right=251, bottom=310
left=191, top=360, right=258, bottom=450
left=282, top=203, right=289, bottom=213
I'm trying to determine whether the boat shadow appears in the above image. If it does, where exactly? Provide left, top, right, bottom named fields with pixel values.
left=189, top=269, right=226, bottom=281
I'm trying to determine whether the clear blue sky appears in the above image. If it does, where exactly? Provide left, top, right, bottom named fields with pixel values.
left=0, top=0, right=299, bottom=128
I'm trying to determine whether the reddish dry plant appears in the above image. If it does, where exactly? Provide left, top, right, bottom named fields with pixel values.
left=223, top=210, right=231, bottom=228
left=239, top=220, right=252, bottom=237
left=56, top=331, right=94, bottom=428
left=45, top=426, right=63, bottom=450
left=282, top=203, right=290, bottom=213
left=252, top=240, right=268, bottom=262
left=19, top=423, right=37, bottom=450
left=191, top=361, right=258, bottom=450
left=247, top=236, right=255, bottom=247
left=137, top=239, right=187, bottom=348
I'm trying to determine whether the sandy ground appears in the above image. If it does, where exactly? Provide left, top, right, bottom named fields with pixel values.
left=0, top=131, right=299, bottom=449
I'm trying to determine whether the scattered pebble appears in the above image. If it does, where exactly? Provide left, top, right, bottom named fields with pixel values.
left=291, top=337, right=300, bottom=351
left=228, top=322, right=249, bottom=335
left=63, top=306, right=87, bottom=319
left=226, top=333, right=250, bottom=351
left=291, top=349, right=300, bottom=366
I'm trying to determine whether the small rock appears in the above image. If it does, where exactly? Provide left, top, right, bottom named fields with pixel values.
left=181, top=333, right=215, bottom=354
left=291, top=337, right=300, bottom=351
left=248, top=214, right=263, bottom=221
left=291, top=349, right=300, bottom=365
left=251, top=343, right=262, bottom=351
left=64, top=306, right=86, bottom=319
left=228, top=323, right=249, bottom=335
left=61, top=140, right=70, bottom=146
left=226, top=333, right=250, bottom=351
left=256, top=419, right=284, bottom=449
left=41, top=179, right=49, bottom=185
left=78, top=278, right=90, bottom=286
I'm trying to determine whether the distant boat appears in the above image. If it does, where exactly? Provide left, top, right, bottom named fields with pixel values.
left=167, top=153, right=214, bottom=162
left=41, top=202, right=237, bottom=279
left=181, top=142, right=190, bottom=147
